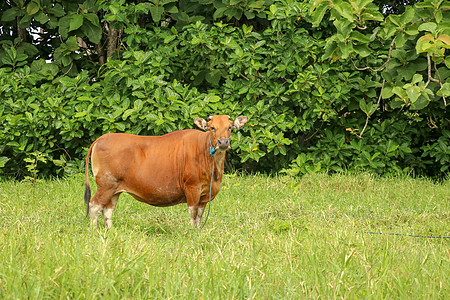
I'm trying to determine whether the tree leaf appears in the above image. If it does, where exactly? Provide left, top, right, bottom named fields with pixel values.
left=353, top=44, right=371, bottom=57
left=411, top=74, right=423, bottom=85
left=334, top=0, right=354, bottom=22
left=437, top=34, right=450, bottom=45
left=1, top=7, right=20, bottom=22
left=418, top=33, right=435, bottom=43
left=399, top=6, right=415, bottom=25
left=405, top=85, right=420, bottom=103
left=350, top=31, right=371, bottom=43
left=381, top=86, right=394, bottom=99
left=410, top=95, right=429, bottom=110
left=311, top=1, right=331, bottom=27
left=48, top=3, right=65, bottom=17
left=438, top=82, right=450, bottom=97
left=445, top=56, right=450, bottom=69
left=58, top=16, right=71, bottom=39
left=81, top=21, right=102, bottom=44
left=149, top=6, right=164, bottom=23
left=83, top=13, right=99, bottom=26
left=69, top=14, right=84, bottom=32
left=0, top=157, right=10, bottom=168
left=418, top=22, right=437, bottom=33
left=35, top=12, right=49, bottom=24
left=27, top=1, right=40, bottom=15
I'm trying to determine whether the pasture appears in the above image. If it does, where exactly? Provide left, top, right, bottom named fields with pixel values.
left=0, top=173, right=448, bottom=299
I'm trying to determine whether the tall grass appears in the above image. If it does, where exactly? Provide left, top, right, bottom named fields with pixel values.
left=0, top=173, right=448, bottom=298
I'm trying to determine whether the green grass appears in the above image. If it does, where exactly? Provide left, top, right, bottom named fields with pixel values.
left=0, top=173, right=449, bottom=299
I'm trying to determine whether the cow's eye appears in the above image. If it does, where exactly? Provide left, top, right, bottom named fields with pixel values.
left=228, top=127, right=232, bottom=131
left=211, top=127, right=216, bottom=131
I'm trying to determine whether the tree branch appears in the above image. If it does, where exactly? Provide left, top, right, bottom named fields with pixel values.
left=356, top=38, right=395, bottom=139
left=433, top=56, right=447, bottom=106
left=351, top=37, right=396, bottom=72
left=425, top=54, right=440, bottom=87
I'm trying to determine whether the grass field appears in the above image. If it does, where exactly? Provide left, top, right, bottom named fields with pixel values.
left=0, top=173, right=449, bottom=299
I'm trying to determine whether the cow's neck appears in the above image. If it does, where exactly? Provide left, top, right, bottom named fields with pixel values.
left=202, top=132, right=226, bottom=181
left=212, top=151, right=226, bottom=180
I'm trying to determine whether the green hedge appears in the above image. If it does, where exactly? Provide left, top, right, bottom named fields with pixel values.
left=0, top=0, right=448, bottom=178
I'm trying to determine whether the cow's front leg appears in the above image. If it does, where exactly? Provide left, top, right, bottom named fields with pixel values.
left=185, top=187, right=202, bottom=227
left=188, top=206, right=199, bottom=227
left=195, top=203, right=207, bottom=227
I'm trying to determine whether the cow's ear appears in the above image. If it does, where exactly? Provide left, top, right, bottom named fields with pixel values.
left=232, top=116, right=248, bottom=129
left=194, top=118, right=208, bottom=131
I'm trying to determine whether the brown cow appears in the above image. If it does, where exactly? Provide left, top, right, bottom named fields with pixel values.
left=84, top=115, right=248, bottom=228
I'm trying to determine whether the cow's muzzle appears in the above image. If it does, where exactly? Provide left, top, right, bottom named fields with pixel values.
left=216, top=138, right=231, bottom=150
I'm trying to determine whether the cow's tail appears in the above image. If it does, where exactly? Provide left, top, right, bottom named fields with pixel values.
left=84, top=140, right=96, bottom=219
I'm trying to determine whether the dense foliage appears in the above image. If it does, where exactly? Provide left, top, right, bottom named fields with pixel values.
left=0, top=0, right=449, bottom=178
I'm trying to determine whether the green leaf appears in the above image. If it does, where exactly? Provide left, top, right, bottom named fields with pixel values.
left=1, top=7, right=20, bottom=22
left=359, top=99, right=368, bottom=114
left=115, top=122, right=127, bottom=131
left=35, top=12, right=49, bottom=24
left=350, top=31, right=371, bottom=43
left=149, top=6, right=164, bottom=23
left=27, top=1, right=40, bottom=15
left=18, top=14, right=32, bottom=28
left=59, top=76, right=75, bottom=87
left=81, top=21, right=102, bottom=44
left=405, top=85, right=420, bottom=103
left=311, top=1, right=331, bottom=27
left=399, top=6, right=415, bottom=25
left=84, top=13, right=100, bottom=26
left=386, top=140, right=399, bottom=153
left=48, top=3, right=65, bottom=17
left=381, top=86, right=394, bottom=99
left=204, top=94, right=221, bottom=103
left=359, top=99, right=377, bottom=115
left=58, top=16, right=71, bottom=39
left=334, top=0, right=354, bottom=22
left=206, top=69, right=222, bottom=86
left=69, top=14, right=84, bottom=32
left=74, top=111, right=87, bottom=118
left=191, top=37, right=202, bottom=45
left=0, top=157, right=10, bottom=168
left=235, top=47, right=244, bottom=58
left=410, top=95, right=429, bottom=110
left=418, top=22, right=437, bottom=33
left=438, top=82, right=450, bottom=97
left=164, top=35, right=176, bottom=43
left=269, top=4, right=277, bottom=15
left=411, top=74, right=423, bottom=85
left=122, top=109, right=135, bottom=120
left=134, top=99, right=144, bottom=111
left=65, top=36, right=79, bottom=51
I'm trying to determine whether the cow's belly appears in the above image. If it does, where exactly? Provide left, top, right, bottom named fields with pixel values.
left=118, top=173, right=186, bottom=207
left=124, top=189, right=186, bottom=207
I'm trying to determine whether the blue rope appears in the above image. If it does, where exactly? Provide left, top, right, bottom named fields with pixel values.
left=200, top=133, right=216, bottom=230
left=361, top=231, right=450, bottom=239
left=200, top=134, right=232, bottom=230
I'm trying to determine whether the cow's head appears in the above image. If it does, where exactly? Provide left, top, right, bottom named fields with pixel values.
left=194, top=115, right=248, bottom=152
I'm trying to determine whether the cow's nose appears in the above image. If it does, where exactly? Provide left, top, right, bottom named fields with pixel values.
left=217, top=138, right=230, bottom=149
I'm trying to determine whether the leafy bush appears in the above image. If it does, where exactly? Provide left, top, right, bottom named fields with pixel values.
left=0, top=0, right=448, bottom=179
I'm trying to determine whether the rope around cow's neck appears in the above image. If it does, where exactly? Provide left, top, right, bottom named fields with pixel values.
left=200, top=133, right=216, bottom=230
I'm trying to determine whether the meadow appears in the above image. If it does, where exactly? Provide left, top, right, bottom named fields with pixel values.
left=0, top=173, right=448, bottom=299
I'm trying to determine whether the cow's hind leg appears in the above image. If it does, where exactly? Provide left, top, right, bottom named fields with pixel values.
left=89, top=188, right=116, bottom=228
left=103, top=193, right=120, bottom=229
